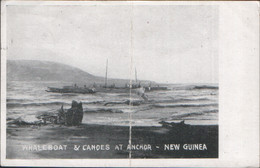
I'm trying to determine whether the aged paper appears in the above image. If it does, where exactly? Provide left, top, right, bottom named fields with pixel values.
left=1, top=1, right=259, bottom=167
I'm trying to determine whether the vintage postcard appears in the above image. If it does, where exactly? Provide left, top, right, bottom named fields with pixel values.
left=1, top=1, right=259, bottom=167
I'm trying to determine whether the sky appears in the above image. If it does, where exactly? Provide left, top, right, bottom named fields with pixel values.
left=6, top=4, right=218, bottom=83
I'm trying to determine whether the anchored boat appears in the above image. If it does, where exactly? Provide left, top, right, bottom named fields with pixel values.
left=46, top=85, right=96, bottom=94
left=94, top=59, right=141, bottom=93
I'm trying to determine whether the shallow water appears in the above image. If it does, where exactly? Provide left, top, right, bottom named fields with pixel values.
left=7, top=81, right=218, bottom=126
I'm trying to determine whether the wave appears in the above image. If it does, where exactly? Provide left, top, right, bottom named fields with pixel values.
left=83, top=101, right=105, bottom=104
left=192, top=85, right=218, bottom=90
left=7, top=102, right=68, bottom=108
left=173, top=109, right=218, bottom=118
left=7, top=98, right=29, bottom=103
left=84, top=106, right=152, bottom=114
left=153, top=103, right=218, bottom=108
left=204, top=109, right=218, bottom=113
left=160, top=109, right=218, bottom=121
left=7, top=100, right=105, bottom=108
left=84, top=108, right=124, bottom=113
left=170, top=84, right=218, bottom=91
left=7, top=117, right=40, bottom=126
left=151, top=98, right=210, bottom=104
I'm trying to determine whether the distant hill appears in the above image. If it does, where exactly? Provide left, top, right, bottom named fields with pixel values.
left=7, top=60, right=152, bottom=85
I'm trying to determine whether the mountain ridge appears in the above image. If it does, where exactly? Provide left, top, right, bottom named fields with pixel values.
left=7, top=60, right=152, bottom=85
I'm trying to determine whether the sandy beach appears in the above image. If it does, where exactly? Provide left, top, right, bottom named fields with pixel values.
left=7, top=124, right=218, bottom=159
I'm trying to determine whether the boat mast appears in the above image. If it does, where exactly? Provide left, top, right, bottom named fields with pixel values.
left=105, top=59, right=108, bottom=88
left=135, top=67, right=137, bottom=83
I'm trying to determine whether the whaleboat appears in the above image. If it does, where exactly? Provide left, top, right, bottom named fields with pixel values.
left=46, top=85, right=96, bottom=94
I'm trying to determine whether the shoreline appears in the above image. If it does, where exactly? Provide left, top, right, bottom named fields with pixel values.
left=7, top=123, right=218, bottom=159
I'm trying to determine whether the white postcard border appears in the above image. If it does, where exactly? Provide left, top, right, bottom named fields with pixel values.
left=1, top=1, right=259, bottom=167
